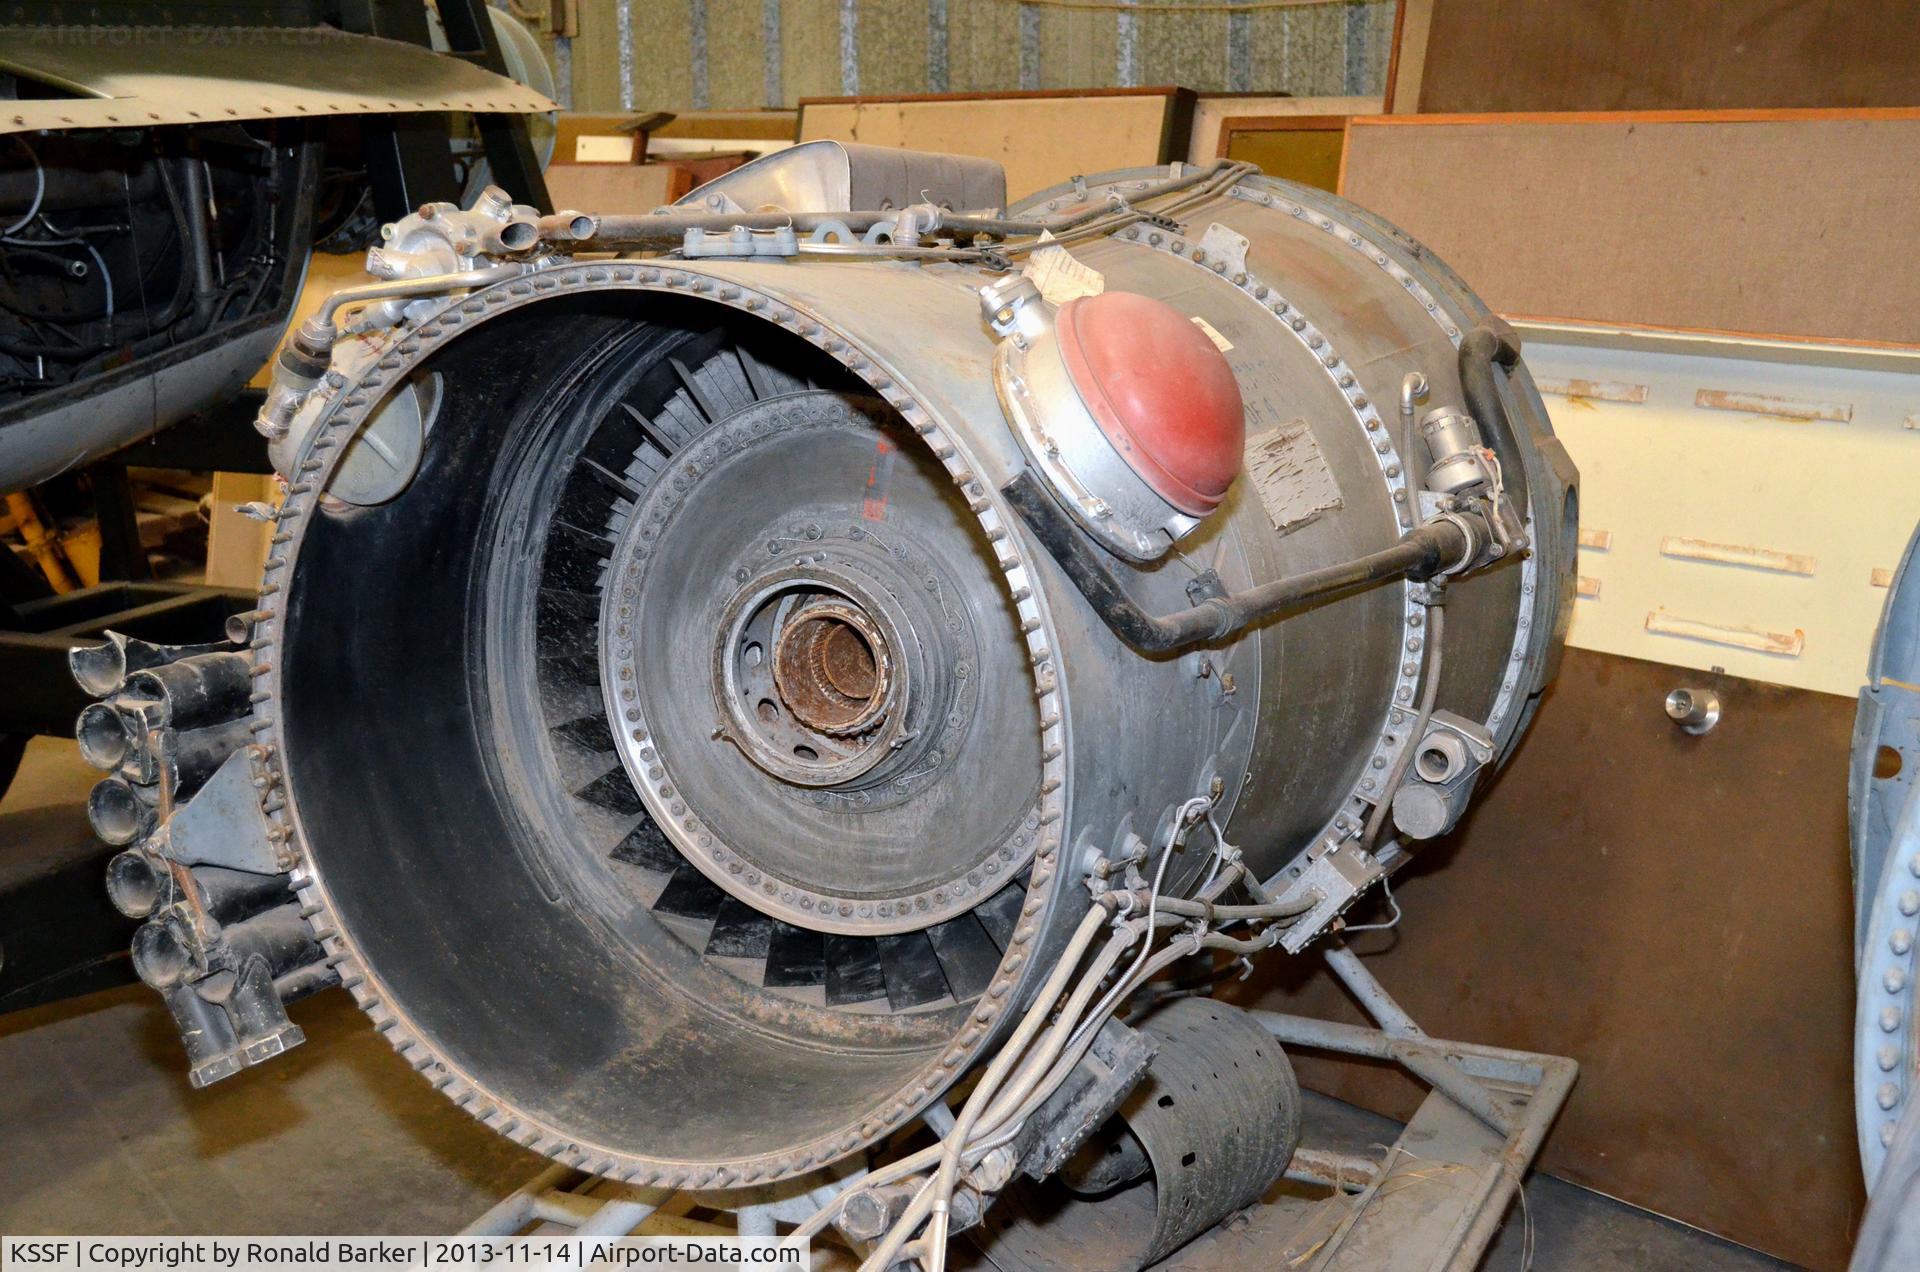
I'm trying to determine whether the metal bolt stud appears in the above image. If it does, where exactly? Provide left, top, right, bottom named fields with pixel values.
left=1664, top=687, right=1721, bottom=735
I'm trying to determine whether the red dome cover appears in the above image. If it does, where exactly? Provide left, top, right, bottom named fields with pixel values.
left=1054, top=291, right=1246, bottom=516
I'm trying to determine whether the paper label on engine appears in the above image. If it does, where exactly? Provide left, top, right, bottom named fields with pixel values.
left=1245, top=417, right=1343, bottom=534
left=1023, top=232, right=1105, bottom=306
left=1189, top=315, right=1234, bottom=353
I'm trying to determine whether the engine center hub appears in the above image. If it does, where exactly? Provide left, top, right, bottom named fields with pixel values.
left=715, top=571, right=910, bottom=785
left=775, top=602, right=888, bottom=732
left=604, top=391, right=1045, bottom=936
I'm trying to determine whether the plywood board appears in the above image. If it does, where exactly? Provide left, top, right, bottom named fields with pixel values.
left=1414, top=0, right=1920, bottom=113
left=1187, top=94, right=1380, bottom=163
left=798, top=89, right=1193, bottom=202
left=545, top=163, right=691, bottom=213
left=1341, top=111, right=1920, bottom=347
left=1218, top=116, right=1351, bottom=193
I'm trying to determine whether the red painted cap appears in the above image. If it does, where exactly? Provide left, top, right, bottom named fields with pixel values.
left=1055, top=291, right=1245, bottom=517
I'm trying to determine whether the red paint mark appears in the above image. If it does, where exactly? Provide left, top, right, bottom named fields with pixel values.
left=862, top=437, right=896, bottom=521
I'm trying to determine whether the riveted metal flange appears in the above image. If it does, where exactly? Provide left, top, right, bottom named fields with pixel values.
left=246, top=257, right=1071, bottom=1187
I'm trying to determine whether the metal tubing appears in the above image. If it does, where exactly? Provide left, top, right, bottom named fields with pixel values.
left=1391, top=1045, right=1520, bottom=1137
left=1003, top=470, right=1471, bottom=654
left=1458, top=321, right=1523, bottom=468
left=461, top=1165, right=583, bottom=1236
left=314, top=262, right=530, bottom=334
left=75, top=701, right=133, bottom=770
left=1252, top=1010, right=1395, bottom=1060
left=568, top=161, right=1244, bottom=249
left=460, top=1168, right=579, bottom=1237
left=1323, top=944, right=1422, bottom=1038
left=124, top=651, right=252, bottom=731
left=220, top=902, right=325, bottom=981
left=70, top=632, right=234, bottom=698
left=1450, top=1055, right=1579, bottom=1261
left=179, top=157, right=219, bottom=333
left=88, top=775, right=156, bottom=845
left=190, top=865, right=294, bottom=926
left=106, top=849, right=166, bottom=918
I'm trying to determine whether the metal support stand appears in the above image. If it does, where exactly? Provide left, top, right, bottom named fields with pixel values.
left=1249, top=946, right=1579, bottom=1271
left=447, top=947, right=1576, bottom=1270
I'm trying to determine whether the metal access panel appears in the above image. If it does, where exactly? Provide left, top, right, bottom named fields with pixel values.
left=0, top=24, right=556, bottom=136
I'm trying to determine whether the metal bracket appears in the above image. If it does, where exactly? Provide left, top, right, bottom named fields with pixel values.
left=1272, top=844, right=1385, bottom=954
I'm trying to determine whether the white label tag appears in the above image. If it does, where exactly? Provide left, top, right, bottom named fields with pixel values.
left=1022, top=232, right=1105, bottom=306
left=1190, top=315, right=1235, bottom=353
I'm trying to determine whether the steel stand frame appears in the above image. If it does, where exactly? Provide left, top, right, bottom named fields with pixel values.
left=449, top=944, right=1577, bottom=1270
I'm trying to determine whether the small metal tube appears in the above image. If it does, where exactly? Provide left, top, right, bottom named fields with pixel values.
left=535, top=210, right=599, bottom=241
left=1324, top=943, right=1422, bottom=1038
left=1285, top=1146, right=1379, bottom=1192
left=1003, top=469, right=1474, bottom=655
left=218, top=902, right=326, bottom=982
left=75, top=701, right=133, bottom=770
left=124, top=651, right=252, bottom=731
left=571, top=160, right=1248, bottom=250
left=131, top=913, right=197, bottom=988
left=460, top=1165, right=582, bottom=1236
left=190, top=865, right=294, bottom=926
left=106, top=850, right=167, bottom=918
left=88, top=776, right=157, bottom=846
left=317, top=261, right=529, bottom=333
left=179, top=157, right=219, bottom=332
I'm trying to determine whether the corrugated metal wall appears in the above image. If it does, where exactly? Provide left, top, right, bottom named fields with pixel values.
left=570, top=0, right=1393, bottom=112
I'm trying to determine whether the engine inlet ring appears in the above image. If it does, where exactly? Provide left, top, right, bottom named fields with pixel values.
left=254, top=265, right=1071, bottom=1189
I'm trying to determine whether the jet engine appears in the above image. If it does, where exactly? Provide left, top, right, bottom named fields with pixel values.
left=76, top=145, right=1577, bottom=1267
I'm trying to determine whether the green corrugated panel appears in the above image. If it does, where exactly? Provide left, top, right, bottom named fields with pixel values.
left=1037, top=4, right=1116, bottom=89
left=946, top=0, right=1021, bottom=92
left=1249, top=2, right=1349, bottom=96
left=575, top=0, right=1390, bottom=113
left=783, top=0, right=844, bottom=103
left=632, top=0, right=696, bottom=109
left=706, top=0, right=768, bottom=108
left=1139, top=0, right=1230, bottom=91
left=858, top=0, right=932, bottom=95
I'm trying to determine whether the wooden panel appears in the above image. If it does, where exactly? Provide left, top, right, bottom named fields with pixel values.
left=1232, top=648, right=1864, bottom=1271
left=1219, top=116, right=1351, bottom=193
left=1187, top=94, right=1380, bottom=164
left=1415, top=0, right=1920, bottom=114
left=1341, top=111, right=1920, bottom=346
left=797, top=89, right=1192, bottom=201
left=544, top=163, right=691, bottom=213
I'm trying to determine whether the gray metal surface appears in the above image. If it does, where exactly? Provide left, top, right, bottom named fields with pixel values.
left=676, top=141, right=1008, bottom=215
left=0, top=324, right=280, bottom=490
left=0, top=26, right=556, bottom=137
left=223, top=161, right=1570, bottom=1186
left=1855, top=517, right=1920, bottom=1183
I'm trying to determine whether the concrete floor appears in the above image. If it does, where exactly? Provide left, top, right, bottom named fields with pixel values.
left=0, top=737, right=1802, bottom=1266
